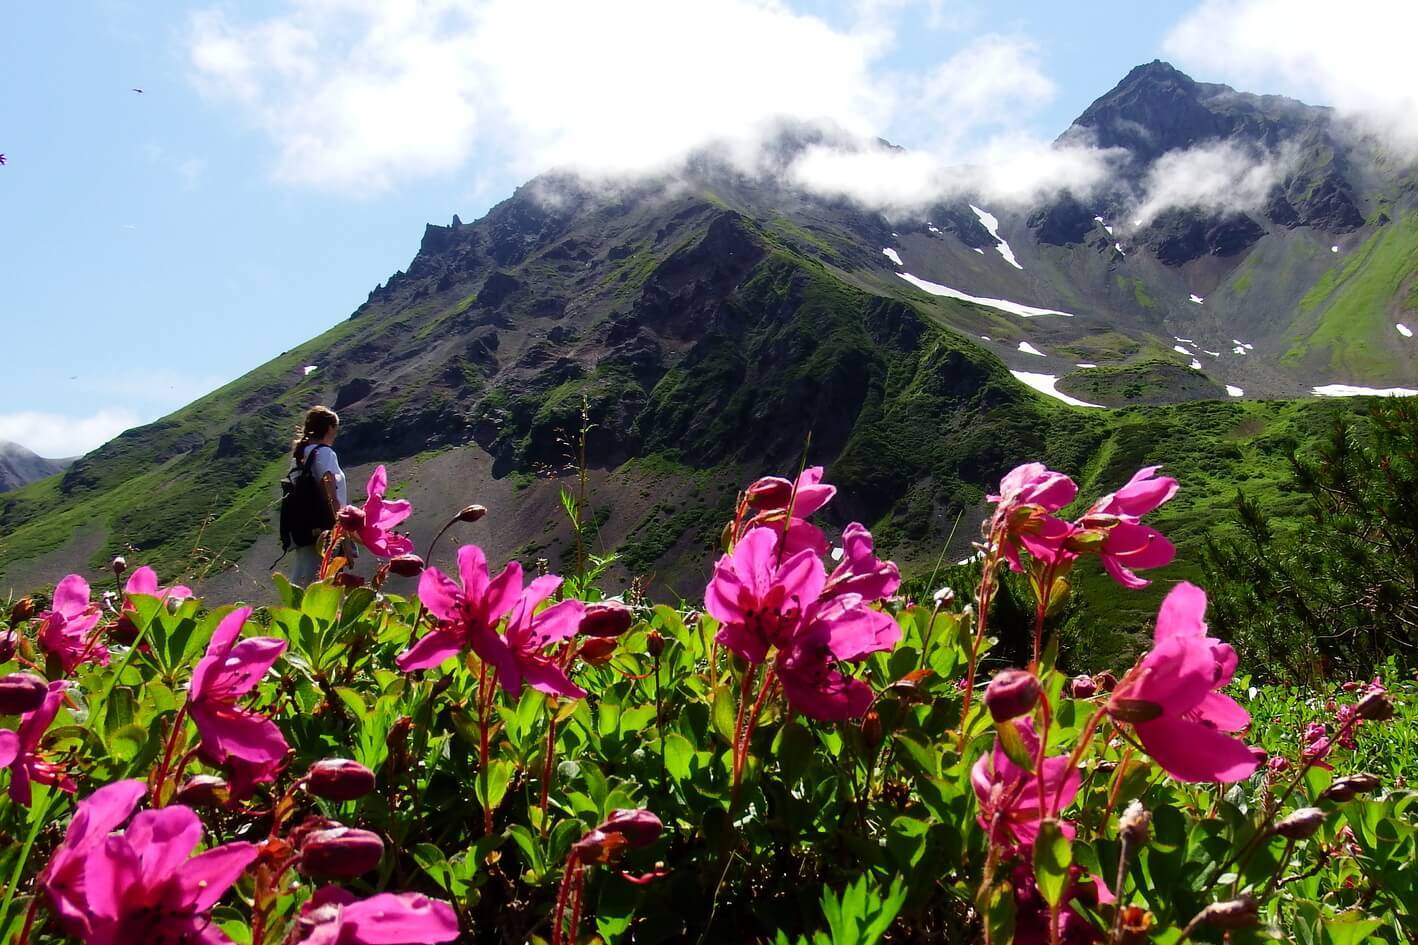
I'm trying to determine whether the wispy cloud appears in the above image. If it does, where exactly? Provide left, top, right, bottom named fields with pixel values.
left=1165, top=0, right=1418, bottom=151
left=1131, top=141, right=1297, bottom=228
left=0, top=409, right=141, bottom=458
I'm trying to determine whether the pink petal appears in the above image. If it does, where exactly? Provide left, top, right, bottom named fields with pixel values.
left=779, top=664, right=872, bottom=721
left=343, top=892, right=461, bottom=944
left=19, top=681, right=68, bottom=749
left=523, top=599, right=585, bottom=648
left=190, top=703, right=290, bottom=766
left=51, top=574, right=91, bottom=619
left=0, top=730, right=17, bottom=768
left=704, top=560, right=746, bottom=625
left=714, top=622, right=770, bottom=665
left=519, top=574, right=563, bottom=613
left=483, top=560, right=524, bottom=623
left=180, top=842, right=258, bottom=910
left=1106, top=467, right=1178, bottom=517
left=366, top=465, right=389, bottom=501
left=1135, top=714, right=1259, bottom=783
left=122, top=807, right=203, bottom=883
left=123, top=567, right=159, bottom=597
left=774, top=547, right=827, bottom=607
left=83, top=836, right=142, bottom=920
left=518, top=656, right=588, bottom=699
left=417, top=567, right=462, bottom=623
left=191, top=608, right=253, bottom=700
left=818, top=605, right=899, bottom=662
left=788, top=466, right=836, bottom=518
left=731, top=528, right=780, bottom=596
left=203, top=637, right=286, bottom=701
left=455, top=545, right=491, bottom=600
left=1194, top=691, right=1250, bottom=733
left=1154, top=581, right=1208, bottom=642
left=1130, top=635, right=1220, bottom=716
left=396, top=628, right=465, bottom=671
left=779, top=518, right=829, bottom=556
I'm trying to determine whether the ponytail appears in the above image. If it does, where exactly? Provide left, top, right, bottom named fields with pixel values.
left=291, top=405, right=340, bottom=461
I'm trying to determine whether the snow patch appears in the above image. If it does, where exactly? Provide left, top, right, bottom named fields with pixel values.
left=1203, top=349, right=1221, bottom=358
left=980, top=335, right=992, bottom=341
left=1173, top=345, right=1193, bottom=355
left=1398, top=323, right=1413, bottom=338
left=1093, top=215, right=1114, bottom=235
left=1174, top=336, right=1196, bottom=344
left=1313, top=384, right=1418, bottom=398
left=972, top=247, right=985, bottom=254
left=881, top=247, right=902, bottom=267
left=1232, top=346, right=1247, bottom=355
left=1076, top=362, right=1097, bottom=368
left=1226, top=385, right=1244, bottom=397
left=1232, top=340, right=1254, bottom=350
left=926, top=222, right=941, bottom=235
left=303, top=365, right=318, bottom=376
left=1010, top=371, right=1105, bottom=408
left=1189, top=358, right=1203, bottom=370
left=1114, top=242, right=1126, bottom=256
left=897, top=272, right=1076, bottom=318
left=970, top=204, right=1024, bottom=270
left=1017, top=341, right=1046, bottom=357
left=1189, top=294, right=1205, bottom=305
left=1331, top=245, right=1339, bottom=253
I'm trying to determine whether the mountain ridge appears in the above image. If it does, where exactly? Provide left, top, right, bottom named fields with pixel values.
left=0, top=440, right=70, bottom=493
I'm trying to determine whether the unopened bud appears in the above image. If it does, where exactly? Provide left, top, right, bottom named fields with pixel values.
left=336, top=506, right=365, bottom=530
left=0, top=673, right=48, bottom=714
left=1069, top=674, right=1098, bottom=699
left=0, top=629, right=17, bottom=663
left=9, top=598, right=34, bottom=626
left=111, top=556, right=127, bottom=576
left=456, top=504, right=488, bottom=524
left=1094, top=671, right=1118, bottom=693
left=1272, top=807, right=1325, bottom=839
left=861, top=708, right=884, bottom=748
left=1107, top=696, right=1164, bottom=724
left=1321, top=773, right=1381, bottom=802
left=580, top=601, right=633, bottom=638
left=646, top=630, right=665, bottom=658
left=1119, top=799, right=1151, bottom=847
left=1355, top=690, right=1394, bottom=722
left=1196, top=896, right=1258, bottom=929
left=745, top=477, right=792, bottom=509
left=175, top=775, right=231, bottom=809
left=599, top=809, right=662, bottom=847
left=932, top=586, right=955, bottom=607
left=299, top=827, right=385, bottom=878
left=307, top=759, right=377, bottom=801
left=332, top=572, right=366, bottom=589
left=388, top=554, right=425, bottom=578
left=578, top=636, right=618, bottom=666
left=985, top=669, right=1041, bottom=723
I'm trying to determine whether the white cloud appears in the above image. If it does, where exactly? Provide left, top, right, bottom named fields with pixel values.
left=0, top=410, right=141, bottom=458
left=1165, top=0, right=1418, bottom=150
left=1131, top=141, right=1295, bottom=227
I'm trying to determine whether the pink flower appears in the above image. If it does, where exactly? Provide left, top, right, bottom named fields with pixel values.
left=742, top=466, right=836, bottom=554
left=188, top=608, right=289, bottom=790
left=71, top=802, right=257, bottom=944
left=822, top=523, right=900, bottom=603
left=489, top=576, right=587, bottom=698
left=705, top=526, right=825, bottom=664
left=294, top=887, right=460, bottom=945
left=397, top=545, right=523, bottom=672
left=346, top=466, right=415, bottom=558
left=1082, top=466, right=1178, bottom=588
left=774, top=595, right=899, bottom=720
left=1011, top=861, right=1111, bottom=945
left=0, top=680, right=77, bottom=806
left=123, top=566, right=193, bottom=604
left=987, top=464, right=1077, bottom=573
left=971, top=718, right=1080, bottom=848
left=40, top=780, right=149, bottom=939
left=37, top=574, right=105, bottom=673
left=1107, top=583, right=1258, bottom=783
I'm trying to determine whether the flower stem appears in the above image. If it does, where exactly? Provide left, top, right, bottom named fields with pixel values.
left=959, top=548, right=1002, bottom=752
left=539, top=700, right=560, bottom=837
left=551, top=856, right=580, bottom=945
left=151, top=703, right=190, bottom=805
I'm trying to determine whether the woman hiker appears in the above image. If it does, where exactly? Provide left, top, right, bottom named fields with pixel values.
left=286, top=405, right=350, bottom=586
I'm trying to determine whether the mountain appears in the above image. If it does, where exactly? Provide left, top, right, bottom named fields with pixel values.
left=0, top=62, right=1403, bottom=654
left=0, top=441, right=69, bottom=493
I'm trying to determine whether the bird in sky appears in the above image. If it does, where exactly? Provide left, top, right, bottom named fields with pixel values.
left=0, top=154, right=6, bottom=165
left=131, top=88, right=143, bottom=94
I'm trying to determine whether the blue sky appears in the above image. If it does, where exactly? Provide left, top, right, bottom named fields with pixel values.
left=2, top=1, right=1408, bottom=456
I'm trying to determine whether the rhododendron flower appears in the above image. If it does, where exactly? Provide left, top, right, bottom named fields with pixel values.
left=486, top=575, right=587, bottom=698
left=345, top=466, right=415, bottom=557
left=1107, top=582, right=1258, bottom=783
left=0, top=680, right=76, bottom=805
left=1080, top=466, right=1178, bottom=588
left=397, top=545, right=522, bottom=671
left=294, top=887, right=460, bottom=945
left=774, top=595, right=899, bottom=720
left=705, top=526, right=825, bottom=664
left=987, top=464, right=1077, bottom=572
left=971, top=718, right=1080, bottom=847
left=72, top=802, right=257, bottom=944
left=40, top=780, right=149, bottom=939
left=188, top=608, right=289, bottom=790
left=822, top=523, right=900, bottom=603
left=123, top=565, right=193, bottom=604
left=37, top=574, right=105, bottom=672
left=742, top=466, right=836, bottom=554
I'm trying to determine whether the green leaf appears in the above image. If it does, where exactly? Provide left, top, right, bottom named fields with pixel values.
left=995, top=720, right=1035, bottom=772
left=775, top=720, right=816, bottom=787
left=711, top=686, right=737, bottom=746
left=1033, top=818, right=1073, bottom=907
left=663, top=733, right=694, bottom=781
left=301, top=581, right=341, bottom=624
left=1322, top=913, right=1383, bottom=945
left=475, top=759, right=515, bottom=814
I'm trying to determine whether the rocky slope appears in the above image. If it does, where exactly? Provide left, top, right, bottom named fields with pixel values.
left=0, top=441, right=69, bottom=493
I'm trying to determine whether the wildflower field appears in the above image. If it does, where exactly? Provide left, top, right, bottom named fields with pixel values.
left=0, top=459, right=1413, bottom=945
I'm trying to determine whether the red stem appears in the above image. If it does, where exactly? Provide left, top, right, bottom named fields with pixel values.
left=539, top=705, right=560, bottom=835
left=477, top=662, right=497, bottom=834
left=568, top=865, right=586, bottom=945
left=15, top=894, right=40, bottom=945
left=732, top=667, right=777, bottom=801
left=1031, top=561, right=1058, bottom=669
left=151, top=703, right=190, bottom=805
left=959, top=546, right=1003, bottom=751
left=551, top=856, right=580, bottom=945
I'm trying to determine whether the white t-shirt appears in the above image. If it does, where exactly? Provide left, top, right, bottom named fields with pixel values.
left=301, top=444, right=347, bottom=507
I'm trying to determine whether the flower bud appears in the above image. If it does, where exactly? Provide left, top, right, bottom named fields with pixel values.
left=175, top=775, right=231, bottom=809
left=0, top=672, right=48, bottom=714
left=1119, top=799, right=1151, bottom=847
left=985, top=669, right=1041, bottom=723
left=599, top=809, right=662, bottom=847
left=1267, top=755, right=1291, bottom=772
left=111, top=556, right=127, bottom=576
left=578, top=636, right=618, bottom=666
left=646, top=630, right=665, bottom=658
left=388, top=554, right=426, bottom=578
left=332, top=572, right=366, bottom=589
left=456, top=504, right=488, bottom=524
left=1068, top=674, right=1097, bottom=699
left=1118, top=906, right=1153, bottom=945
left=1355, top=690, right=1394, bottom=722
left=1272, top=807, right=1325, bottom=839
left=745, top=477, right=792, bottom=509
left=299, top=827, right=385, bottom=878
left=1196, top=896, right=1258, bottom=929
left=337, top=506, right=365, bottom=530
left=1107, top=696, right=1164, bottom=724
left=0, top=629, right=17, bottom=663
left=932, top=586, right=955, bottom=607
left=9, top=598, right=34, bottom=626
left=860, top=708, right=884, bottom=748
left=1093, top=671, right=1118, bottom=693
left=307, top=759, right=377, bottom=801
left=580, top=601, right=633, bottom=638
left=1321, top=773, right=1381, bottom=802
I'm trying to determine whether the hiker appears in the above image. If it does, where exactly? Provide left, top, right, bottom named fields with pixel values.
left=283, top=405, right=347, bottom=586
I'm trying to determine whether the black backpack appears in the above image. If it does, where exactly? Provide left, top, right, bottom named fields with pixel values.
left=278, top=444, right=337, bottom=552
